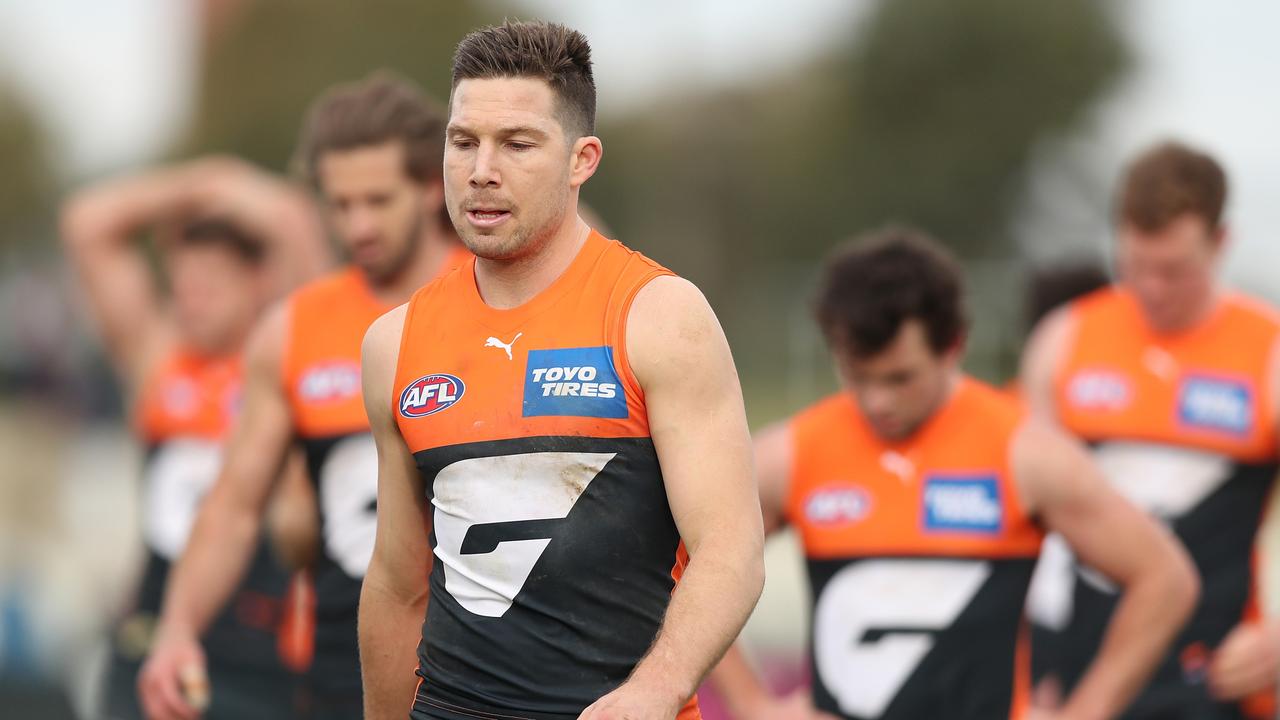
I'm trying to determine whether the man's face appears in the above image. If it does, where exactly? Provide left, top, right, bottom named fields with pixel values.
left=836, top=320, right=958, bottom=442
left=317, top=141, right=432, bottom=283
left=444, top=77, right=587, bottom=261
left=166, top=243, right=262, bottom=355
left=1116, top=213, right=1222, bottom=332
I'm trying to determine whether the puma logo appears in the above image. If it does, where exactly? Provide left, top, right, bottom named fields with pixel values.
left=484, top=332, right=523, bottom=361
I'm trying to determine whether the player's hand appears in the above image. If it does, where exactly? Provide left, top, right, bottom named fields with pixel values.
left=577, top=678, right=683, bottom=720
left=138, top=625, right=210, bottom=720
left=1208, top=621, right=1280, bottom=700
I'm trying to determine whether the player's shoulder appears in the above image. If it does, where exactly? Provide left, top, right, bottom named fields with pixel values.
left=362, top=303, right=409, bottom=363
left=1220, top=290, right=1280, bottom=334
left=602, top=233, right=672, bottom=273
left=790, top=392, right=858, bottom=440
left=286, top=265, right=364, bottom=311
left=960, top=376, right=1024, bottom=420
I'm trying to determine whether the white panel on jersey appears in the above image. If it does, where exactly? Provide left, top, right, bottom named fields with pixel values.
left=432, top=452, right=615, bottom=618
left=1026, top=441, right=1231, bottom=629
left=1093, top=441, right=1232, bottom=518
left=318, top=433, right=379, bottom=578
left=815, top=559, right=991, bottom=718
left=144, top=439, right=223, bottom=561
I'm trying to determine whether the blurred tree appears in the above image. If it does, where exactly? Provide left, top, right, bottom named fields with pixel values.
left=177, top=0, right=508, bottom=171
left=593, top=0, right=1128, bottom=275
left=0, top=80, right=53, bottom=251
left=587, top=0, right=1128, bottom=392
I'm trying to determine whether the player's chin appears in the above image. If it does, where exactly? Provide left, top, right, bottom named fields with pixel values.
left=463, top=234, right=523, bottom=262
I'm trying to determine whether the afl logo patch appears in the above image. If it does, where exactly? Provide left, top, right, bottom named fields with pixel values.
left=804, top=486, right=871, bottom=526
left=399, top=374, right=465, bottom=418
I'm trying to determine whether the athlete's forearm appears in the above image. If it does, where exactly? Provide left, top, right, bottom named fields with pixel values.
left=707, top=643, right=774, bottom=718
left=626, top=534, right=765, bottom=706
left=158, top=486, right=264, bottom=638
left=1064, top=561, right=1198, bottom=719
left=359, top=564, right=429, bottom=720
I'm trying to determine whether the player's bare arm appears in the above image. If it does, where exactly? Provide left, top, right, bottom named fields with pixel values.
left=1205, top=332, right=1280, bottom=701
left=60, top=171, right=186, bottom=387
left=1015, top=420, right=1199, bottom=719
left=707, top=423, right=816, bottom=720
left=358, top=305, right=433, bottom=720
left=1019, top=306, right=1075, bottom=424
left=580, top=275, right=766, bottom=719
left=138, top=304, right=296, bottom=720
left=177, top=155, right=334, bottom=294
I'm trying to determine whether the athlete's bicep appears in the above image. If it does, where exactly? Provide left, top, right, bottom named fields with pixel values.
left=628, top=276, right=763, bottom=555
left=210, top=304, right=295, bottom=514
left=1020, top=307, right=1073, bottom=422
left=361, top=307, right=430, bottom=591
left=60, top=193, right=167, bottom=384
left=753, top=423, right=793, bottom=534
left=1015, top=422, right=1184, bottom=586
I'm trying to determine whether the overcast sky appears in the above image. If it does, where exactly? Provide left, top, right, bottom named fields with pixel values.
left=2, top=0, right=1277, bottom=293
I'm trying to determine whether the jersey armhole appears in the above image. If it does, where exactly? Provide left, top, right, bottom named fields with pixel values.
left=277, top=299, right=298, bottom=416
left=1004, top=420, right=1047, bottom=533
left=779, top=420, right=802, bottom=529
left=391, top=291, right=424, bottom=417
left=614, top=268, right=677, bottom=410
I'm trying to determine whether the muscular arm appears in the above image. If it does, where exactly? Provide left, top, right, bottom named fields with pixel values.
left=584, top=276, right=766, bottom=717
left=359, top=305, right=432, bottom=720
left=179, top=156, right=333, bottom=295
left=60, top=170, right=187, bottom=386
left=707, top=424, right=799, bottom=718
left=1015, top=421, right=1199, bottom=719
left=1020, top=307, right=1074, bottom=423
left=139, top=305, right=296, bottom=719
left=1203, top=332, right=1280, bottom=701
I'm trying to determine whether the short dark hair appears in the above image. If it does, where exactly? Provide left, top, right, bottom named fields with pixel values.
left=1025, top=259, right=1109, bottom=331
left=451, top=20, right=596, bottom=137
left=295, top=71, right=446, bottom=191
left=815, top=226, right=966, bottom=358
left=172, top=218, right=265, bottom=265
left=1118, top=141, right=1227, bottom=232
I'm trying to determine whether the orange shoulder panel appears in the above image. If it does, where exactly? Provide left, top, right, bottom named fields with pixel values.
left=394, top=231, right=673, bottom=452
left=786, top=378, right=1041, bottom=560
left=135, top=348, right=242, bottom=443
left=1055, top=288, right=1280, bottom=461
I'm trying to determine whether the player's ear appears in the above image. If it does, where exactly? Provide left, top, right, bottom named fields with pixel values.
left=569, top=135, right=602, bottom=189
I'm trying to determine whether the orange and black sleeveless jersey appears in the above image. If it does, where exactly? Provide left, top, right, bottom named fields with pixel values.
left=1037, top=286, right=1280, bottom=719
left=784, top=378, right=1043, bottom=720
left=281, top=251, right=469, bottom=702
left=393, top=231, right=700, bottom=720
left=108, top=349, right=295, bottom=718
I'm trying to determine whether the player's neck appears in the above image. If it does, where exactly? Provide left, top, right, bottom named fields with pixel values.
left=1149, top=284, right=1224, bottom=335
left=474, top=214, right=590, bottom=310
left=367, top=223, right=455, bottom=306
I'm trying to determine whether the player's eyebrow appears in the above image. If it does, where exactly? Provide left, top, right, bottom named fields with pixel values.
left=447, top=123, right=550, bottom=141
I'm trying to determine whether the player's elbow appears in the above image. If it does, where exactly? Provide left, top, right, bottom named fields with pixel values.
left=1160, top=543, right=1201, bottom=625
left=734, top=523, right=766, bottom=607
left=59, top=193, right=103, bottom=251
left=1134, top=534, right=1199, bottom=628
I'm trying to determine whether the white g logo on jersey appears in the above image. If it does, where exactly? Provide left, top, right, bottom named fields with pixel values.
left=432, top=451, right=614, bottom=618
left=318, top=433, right=379, bottom=578
left=144, top=440, right=223, bottom=561
left=814, top=559, right=991, bottom=717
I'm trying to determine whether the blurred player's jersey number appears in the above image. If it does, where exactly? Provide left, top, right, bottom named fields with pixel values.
left=319, top=434, right=379, bottom=578
left=145, top=439, right=223, bottom=560
left=815, top=559, right=991, bottom=718
left=432, top=452, right=615, bottom=617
